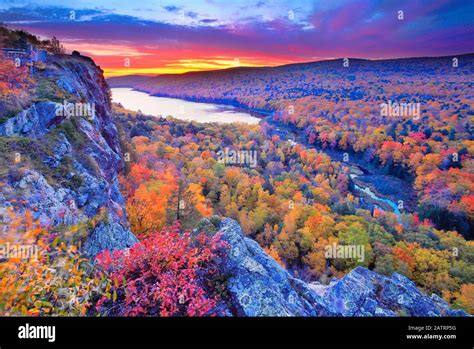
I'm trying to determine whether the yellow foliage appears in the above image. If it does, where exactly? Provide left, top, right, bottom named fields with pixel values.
left=0, top=210, right=106, bottom=316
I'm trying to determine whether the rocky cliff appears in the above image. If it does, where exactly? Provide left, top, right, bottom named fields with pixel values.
left=0, top=53, right=137, bottom=256
left=213, top=218, right=468, bottom=317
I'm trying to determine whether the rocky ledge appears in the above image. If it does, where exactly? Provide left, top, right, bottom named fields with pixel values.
left=214, top=218, right=468, bottom=317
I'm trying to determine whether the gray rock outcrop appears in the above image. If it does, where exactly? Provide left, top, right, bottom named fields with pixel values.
left=215, top=218, right=468, bottom=317
left=0, top=53, right=137, bottom=257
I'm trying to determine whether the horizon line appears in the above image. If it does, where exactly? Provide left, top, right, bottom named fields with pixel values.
left=103, top=52, right=474, bottom=78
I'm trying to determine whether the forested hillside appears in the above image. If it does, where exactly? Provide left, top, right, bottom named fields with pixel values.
left=109, top=55, right=474, bottom=239
left=111, top=104, right=473, bottom=314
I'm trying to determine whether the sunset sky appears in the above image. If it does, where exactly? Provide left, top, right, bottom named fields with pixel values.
left=1, top=0, right=473, bottom=76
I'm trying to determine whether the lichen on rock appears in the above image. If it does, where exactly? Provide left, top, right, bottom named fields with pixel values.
left=213, top=218, right=468, bottom=317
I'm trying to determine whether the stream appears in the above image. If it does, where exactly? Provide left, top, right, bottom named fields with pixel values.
left=264, top=117, right=407, bottom=219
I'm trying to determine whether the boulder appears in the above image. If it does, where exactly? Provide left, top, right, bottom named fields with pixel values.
left=216, top=218, right=324, bottom=316
left=13, top=170, right=81, bottom=227
left=83, top=219, right=138, bottom=258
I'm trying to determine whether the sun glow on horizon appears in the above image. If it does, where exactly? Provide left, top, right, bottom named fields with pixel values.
left=103, top=59, right=276, bottom=77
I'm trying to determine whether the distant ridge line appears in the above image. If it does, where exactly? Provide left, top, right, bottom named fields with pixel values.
left=107, top=52, right=474, bottom=81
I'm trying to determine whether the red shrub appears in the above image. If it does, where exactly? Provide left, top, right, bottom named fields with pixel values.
left=95, top=223, right=227, bottom=316
left=0, top=52, right=32, bottom=97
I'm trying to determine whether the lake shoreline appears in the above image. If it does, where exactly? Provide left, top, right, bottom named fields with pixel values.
left=128, top=88, right=273, bottom=119
left=111, top=87, right=262, bottom=124
left=111, top=86, right=416, bottom=215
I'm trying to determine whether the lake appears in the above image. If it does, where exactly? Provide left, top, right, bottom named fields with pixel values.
left=111, top=88, right=261, bottom=124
